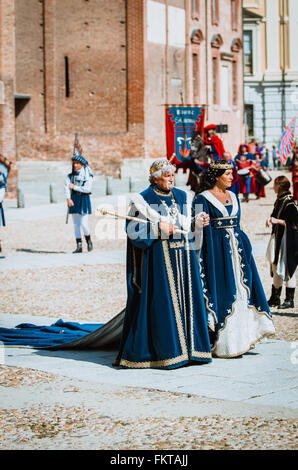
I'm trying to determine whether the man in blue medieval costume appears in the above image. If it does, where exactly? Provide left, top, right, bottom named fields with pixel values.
left=114, top=158, right=212, bottom=369
left=0, top=155, right=11, bottom=253
left=64, top=152, right=94, bottom=253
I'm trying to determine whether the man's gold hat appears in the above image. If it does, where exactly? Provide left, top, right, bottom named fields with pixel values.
left=149, top=155, right=176, bottom=176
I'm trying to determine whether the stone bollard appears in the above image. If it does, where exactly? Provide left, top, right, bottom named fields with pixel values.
left=49, top=183, right=57, bottom=203
left=17, top=188, right=25, bottom=208
left=106, top=176, right=112, bottom=196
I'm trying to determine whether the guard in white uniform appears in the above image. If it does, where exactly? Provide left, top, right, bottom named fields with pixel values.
left=0, top=156, right=11, bottom=253
left=64, top=154, right=93, bottom=253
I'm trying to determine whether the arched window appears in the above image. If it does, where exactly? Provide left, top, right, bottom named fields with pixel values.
left=231, top=38, right=242, bottom=106
left=191, top=30, right=204, bottom=104
left=191, top=0, right=200, bottom=20
left=231, top=0, right=239, bottom=31
left=211, top=0, right=219, bottom=25
left=211, top=34, right=223, bottom=105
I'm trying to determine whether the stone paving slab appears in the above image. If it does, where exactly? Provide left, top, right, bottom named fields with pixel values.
left=0, top=250, right=126, bottom=270
left=0, top=245, right=267, bottom=270
left=1, top=312, right=297, bottom=411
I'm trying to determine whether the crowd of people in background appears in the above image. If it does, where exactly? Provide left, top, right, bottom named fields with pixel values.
left=189, top=124, right=298, bottom=204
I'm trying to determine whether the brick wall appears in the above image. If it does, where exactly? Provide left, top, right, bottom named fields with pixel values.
left=0, top=0, right=18, bottom=196
left=13, top=0, right=145, bottom=177
left=1, top=0, right=244, bottom=195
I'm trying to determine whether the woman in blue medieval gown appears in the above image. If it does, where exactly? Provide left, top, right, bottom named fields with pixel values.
left=113, top=158, right=212, bottom=369
left=192, top=160, right=275, bottom=358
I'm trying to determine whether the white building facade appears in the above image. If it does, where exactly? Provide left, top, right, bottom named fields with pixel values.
left=244, top=0, right=298, bottom=147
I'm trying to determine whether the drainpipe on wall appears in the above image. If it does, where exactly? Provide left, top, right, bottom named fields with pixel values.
left=205, top=0, right=209, bottom=120
left=281, top=0, right=286, bottom=130
left=185, top=0, right=189, bottom=103
left=165, top=0, right=169, bottom=104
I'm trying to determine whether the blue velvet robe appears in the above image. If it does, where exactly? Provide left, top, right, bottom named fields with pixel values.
left=114, top=185, right=212, bottom=369
left=192, top=190, right=275, bottom=358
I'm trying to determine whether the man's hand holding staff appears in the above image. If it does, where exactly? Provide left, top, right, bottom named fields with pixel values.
left=96, top=207, right=189, bottom=236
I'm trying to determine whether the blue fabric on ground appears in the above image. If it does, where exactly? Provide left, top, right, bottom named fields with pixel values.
left=0, top=319, right=103, bottom=348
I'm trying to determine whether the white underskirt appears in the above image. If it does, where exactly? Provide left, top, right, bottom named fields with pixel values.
left=213, top=229, right=275, bottom=358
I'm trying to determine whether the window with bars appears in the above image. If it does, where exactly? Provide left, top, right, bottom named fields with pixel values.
left=243, top=30, right=253, bottom=75
left=244, top=104, right=254, bottom=137
left=231, top=0, right=238, bottom=30
left=64, top=56, right=70, bottom=97
left=211, top=0, right=219, bottom=25
left=192, top=53, right=199, bottom=103
left=191, top=0, right=200, bottom=18
left=232, top=61, right=237, bottom=106
left=212, top=57, right=218, bottom=104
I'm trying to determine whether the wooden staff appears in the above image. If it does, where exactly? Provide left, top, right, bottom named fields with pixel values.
left=96, top=208, right=188, bottom=235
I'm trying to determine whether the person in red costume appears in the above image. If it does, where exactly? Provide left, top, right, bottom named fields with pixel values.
left=203, top=124, right=225, bottom=161
left=251, top=151, right=268, bottom=199
left=290, top=149, right=298, bottom=202
left=234, top=144, right=255, bottom=202
left=222, top=151, right=240, bottom=195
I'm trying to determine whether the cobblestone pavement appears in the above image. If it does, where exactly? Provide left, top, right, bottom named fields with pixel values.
left=0, top=170, right=297, bottom=450
left=0, top=365, right=297, bottom=450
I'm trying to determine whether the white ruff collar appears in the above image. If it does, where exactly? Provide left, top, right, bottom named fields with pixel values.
left=129, top=191, right=192, bottom=231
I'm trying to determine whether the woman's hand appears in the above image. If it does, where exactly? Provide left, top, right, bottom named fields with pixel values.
left=266, top=217, right=272, bottom=227
left=195, top=212, right=210, bottom=228
left=67, top=198, right=74, bottom=208
left=271, top=217, right=286, bottom=227
left=159, top=221, right=178, bottom=236
left=69, top=183, right=75, bottom=190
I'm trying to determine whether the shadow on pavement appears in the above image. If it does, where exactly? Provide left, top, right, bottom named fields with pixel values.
left=272, top=311, right=298, bottom=318
left=16, top=248, right=68, bottom=254
left=33, top=348, right=119, bottom=370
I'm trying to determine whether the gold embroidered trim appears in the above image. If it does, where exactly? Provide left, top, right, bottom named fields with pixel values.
left=114, top=353, right=189, bottom=368
left=211, top=216, right=238, bottom=220
left=185, top=238, right=194, bottom=351
left=153, top=187, right=173, bottom=197
left=170, top=240, right=185, bottom=249
left=212, top=224, right=237, bottom=229
left=212, top=332, right=275, bottom=358
left=114, top=349, right=212, bottom=367
left=175, top=250, right=183, bottom=314
left=177, top=249, right=188, bottom=337
left=191, top=351, right=212, bottom=359
left=197, top=252, right=218, bottom=327
left=179, top=249, right=187, bottom=324
left=212, top=229, right=273, bottom=353
left=162, top=240, right=188, bottom=355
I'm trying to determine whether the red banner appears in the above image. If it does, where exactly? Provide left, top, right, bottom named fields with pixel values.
left=165, top=105, right=206, bottom=169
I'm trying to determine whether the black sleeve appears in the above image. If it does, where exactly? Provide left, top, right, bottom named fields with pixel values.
left=284, top=202, right=298, bottom=227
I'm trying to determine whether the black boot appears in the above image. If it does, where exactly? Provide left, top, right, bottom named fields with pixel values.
left=267, top=285, right=282, bottom=307
left=73, top=238, right=82, bottom=253
left=279, top=288, right=295, bottom=309
left=241, top=193, right=249, bottom=203
left=85, top=235, right=93, bottom=252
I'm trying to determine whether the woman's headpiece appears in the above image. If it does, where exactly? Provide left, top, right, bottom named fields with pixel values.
left=209, top=161, right=232, bottom=170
